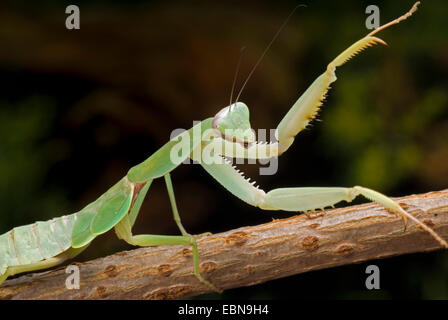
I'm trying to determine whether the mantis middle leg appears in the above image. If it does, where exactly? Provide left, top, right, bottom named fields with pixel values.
left=164, top=173, right=189, bottom=236
left=114, top=175, right=220, bottom=292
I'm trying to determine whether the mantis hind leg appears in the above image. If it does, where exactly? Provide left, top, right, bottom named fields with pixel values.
left=0, top=271, right=8, bottom=285
left=0, top=244, right=90, bottom=285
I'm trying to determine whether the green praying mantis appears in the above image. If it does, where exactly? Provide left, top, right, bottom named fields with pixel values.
left=1, top=2, right=446, bottom=292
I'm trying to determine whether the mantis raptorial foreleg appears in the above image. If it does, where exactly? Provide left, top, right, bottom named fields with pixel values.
left=195, top=153, right=448, bottom=248
left=210, top=3, right=420, bottom=159
left=215, top=4, right=445, bottom=247
left=207, top=35, right=385, bottom=159
left=198, top=3, right=447, bottom=246
left=262, top=186, right=447, bottom=247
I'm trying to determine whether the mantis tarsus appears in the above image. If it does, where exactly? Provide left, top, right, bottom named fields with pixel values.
left=0, top=2, right=445, bottom=292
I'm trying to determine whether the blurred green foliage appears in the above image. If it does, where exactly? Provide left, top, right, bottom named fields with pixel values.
left=0, top=96, right=71, bottom=228
left=0, top=0, right=447, bottom=299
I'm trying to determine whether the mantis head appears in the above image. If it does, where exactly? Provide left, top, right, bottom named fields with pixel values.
left=212, top=102, right=255, bottom=145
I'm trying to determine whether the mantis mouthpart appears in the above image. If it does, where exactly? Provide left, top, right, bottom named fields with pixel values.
left=2, top=2, right=444, bottom=293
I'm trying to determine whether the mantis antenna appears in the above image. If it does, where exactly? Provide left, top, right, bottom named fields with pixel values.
left=234, top=4, right=306, bottom=104
left=229, top=46, right=246, bottom=112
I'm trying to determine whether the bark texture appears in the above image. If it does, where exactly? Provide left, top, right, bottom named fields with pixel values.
left=1, top=189, right=447, bottom=300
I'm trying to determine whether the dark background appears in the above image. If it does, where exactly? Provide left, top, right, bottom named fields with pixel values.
left=0, top=0, right=447, bottom=299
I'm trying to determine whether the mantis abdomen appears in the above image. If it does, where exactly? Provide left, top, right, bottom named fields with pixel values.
left=0, top=213, right=78, bottom=277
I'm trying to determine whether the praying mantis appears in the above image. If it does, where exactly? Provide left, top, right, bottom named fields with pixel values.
left=1, top=2, right=446, bottom=293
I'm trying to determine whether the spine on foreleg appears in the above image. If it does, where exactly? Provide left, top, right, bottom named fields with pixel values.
left=276, top=72, right=336, bottom=154
left=328, top=37, right=386, bottom=71
left=276, top=36, right=385, bottom=155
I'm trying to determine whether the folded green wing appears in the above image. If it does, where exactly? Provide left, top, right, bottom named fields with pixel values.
left=71, top=177, right=133, bottom=248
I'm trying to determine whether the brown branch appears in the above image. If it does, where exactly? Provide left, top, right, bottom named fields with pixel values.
left=1, top=189, right=448, bottom=300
